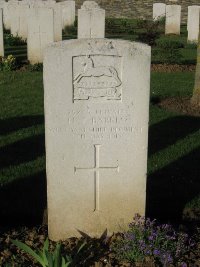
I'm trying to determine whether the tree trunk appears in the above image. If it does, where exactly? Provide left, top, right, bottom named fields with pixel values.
left=191, top=39, right=200, bottom=106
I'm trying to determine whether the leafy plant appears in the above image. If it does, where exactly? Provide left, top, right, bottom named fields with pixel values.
left=0, top=55, right=16, bottom=71
left=28, top=63, right=43, bottom=72
left=156, top=39, right=184, bottom=49
left=111, top=214, right=195, bottom=266
left=136, top=19, right=162, bottom=46
left=3, top=264, right=13, bottom=267
left=154, top=39, right=184, bottom=63
left=185, top=42, right=197, bottom=49
left=105, top=18, right=115, bottom=30
left=63, top=25, right=77, bottom=35
left=119, top=18, right=129, bottom=28
left=4, top=34, right=26, bottom=46
left=12, top=238, right=72, bottom=267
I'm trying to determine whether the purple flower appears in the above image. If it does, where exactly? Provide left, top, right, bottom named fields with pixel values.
left=160, top=251, right=173, bottom=265
left=153, top=249, right=160, bottom=255
left=148, top=235, right=154, bottom=241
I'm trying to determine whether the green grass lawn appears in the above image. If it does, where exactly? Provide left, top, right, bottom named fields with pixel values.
left=3, top=18, right=197, bottom=65
left=0, top=70, right=199, bottom=226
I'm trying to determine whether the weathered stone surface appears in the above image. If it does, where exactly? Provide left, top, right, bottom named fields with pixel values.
left=18, top=1, right=30, bottom=40
left=0, top=0, right=5, bottom=10
left=44, top=38, right=151, bottom=240
left=52, top=3, right=62, bottom=42
left=27, top=7, right=54, bottom=64
left=61, top=1, right=75, bottom=29
left=165, top=5, right=181, bottom=35
left=0, top=8, right=4, bottom=57
left=187, top=6, right=200, bottom=43
left=29, top=2, right=62, bottom=42
left=0, top=0, right=6, bottom=31
left=10, top=1, right=20, bottom=37
left=153, top=3, right=166, bottom=20
left=2, top=1, right=10, bottom=30
left=78, top=1, right=105, bottom=38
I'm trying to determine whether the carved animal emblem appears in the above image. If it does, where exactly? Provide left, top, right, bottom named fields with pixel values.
left=74, top=56, right=121, bottom=87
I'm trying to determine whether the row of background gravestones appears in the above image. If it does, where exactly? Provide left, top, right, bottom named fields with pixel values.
left=0, top=0, right=76, bottom=63
left=0, top=1, right=199, bottom=64
left=153, top=3, right=200, bottom=43
left=0, top=0, right=105, bottom=63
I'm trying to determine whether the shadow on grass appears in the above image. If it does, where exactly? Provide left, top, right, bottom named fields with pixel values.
left=1, top=114, right=199, bottom=227
left=0, top=171, right=46, bottom=227
left=0, top=115, right=44, bottom=135
left=0, top=133, right=45, bottom=168
left=148, top=115, right=200, bottom=156
left=147, top=115, right=200, bottom=223
left=0, top=115, right=46, bottom=227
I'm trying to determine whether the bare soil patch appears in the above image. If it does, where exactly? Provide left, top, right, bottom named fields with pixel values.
left=156, top=97, right=200, bottom=117
left=151, top=64, right=195, bottom=72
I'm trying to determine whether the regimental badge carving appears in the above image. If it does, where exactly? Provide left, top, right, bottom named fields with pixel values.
left=73, top=55, right=122, bottom=102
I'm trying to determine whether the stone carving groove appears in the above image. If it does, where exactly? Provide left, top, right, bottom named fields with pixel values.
left=73, top=55, right=122, bottom=101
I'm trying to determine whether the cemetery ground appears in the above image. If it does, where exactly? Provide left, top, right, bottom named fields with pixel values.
left=0, top=18, right=200, bottom=266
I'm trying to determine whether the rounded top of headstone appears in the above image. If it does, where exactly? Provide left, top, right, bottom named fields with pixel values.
left=81, top=1, right=100, bottom=10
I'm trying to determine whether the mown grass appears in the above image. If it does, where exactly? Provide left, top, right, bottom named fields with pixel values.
left=3, top=18, right=197, bottom=65
left=0, top=69, right=199, bottom=226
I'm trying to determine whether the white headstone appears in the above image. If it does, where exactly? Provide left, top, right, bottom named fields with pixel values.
left=153, top=3, right=166, bottom=21
left=165, top=5, right=181, bottom=35
left=0, top=0, right=5, bottom=10
left=53, top=3, right=62, bottom=42
left=31, top=0, right=56, bottom=7
left=187, top=6, right=200, bottom=43
left=44, top=38, right=151, bottom=240
left=31, top=2, right=62, bottom=42
left=27, top=7, right=54, bottom=64
left=10, top=1, right=20, bottom=37
left=17, top=1, right=30, bottom=40
left=0, top=8, right=4, bottom=57
left=61, top=1, right=75, bottom=29
left=3, top=2, right=10, bottom=30
left=78, top=1, right=105, bottom=38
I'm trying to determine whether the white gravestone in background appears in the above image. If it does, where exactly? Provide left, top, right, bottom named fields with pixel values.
left=187, top=6, right=200, bottom=43
left=0, top=8, right=4, bottom=57
left=52, top=3, right=62, bottom=42
left=44, top=39, right=151, bottom=240
left=2, top=1, right=10, bottom=30
left=0, top=0, right=5, bottom=11
left=153, top=3, right=166, bottom=21
left=18, top=2, right=30, bottom=40
left=165, top=5, right=181, bottom=35
left=0, top=0, right=5, bottom=34
left=78, top=1, right=105, bottom=38
left=31, top=2, right=62, bottom=42
left=10, top=1, right=20, bottom=37
left=27, top=7, right=54, bottom=64
left=61, top=1, right=75, bottom=29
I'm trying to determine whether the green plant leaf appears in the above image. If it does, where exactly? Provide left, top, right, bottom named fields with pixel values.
left=42, top=238, right=49, bottom=265
left=45, top=250, right=54, bottom=267
left=43, top=238, right=49, bottom=252
left=11, top=239, right=46, bottom=267
left=53, top=243, right=61, bottom=267
left=65, top=254, right=72, bottom=265
left=62, top=256, right=71, bottom=267
left=77, top=241, right=87, bottom=253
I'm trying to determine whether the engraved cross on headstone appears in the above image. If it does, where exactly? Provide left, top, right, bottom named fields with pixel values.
left=74, top=144, right=119, bottom=212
